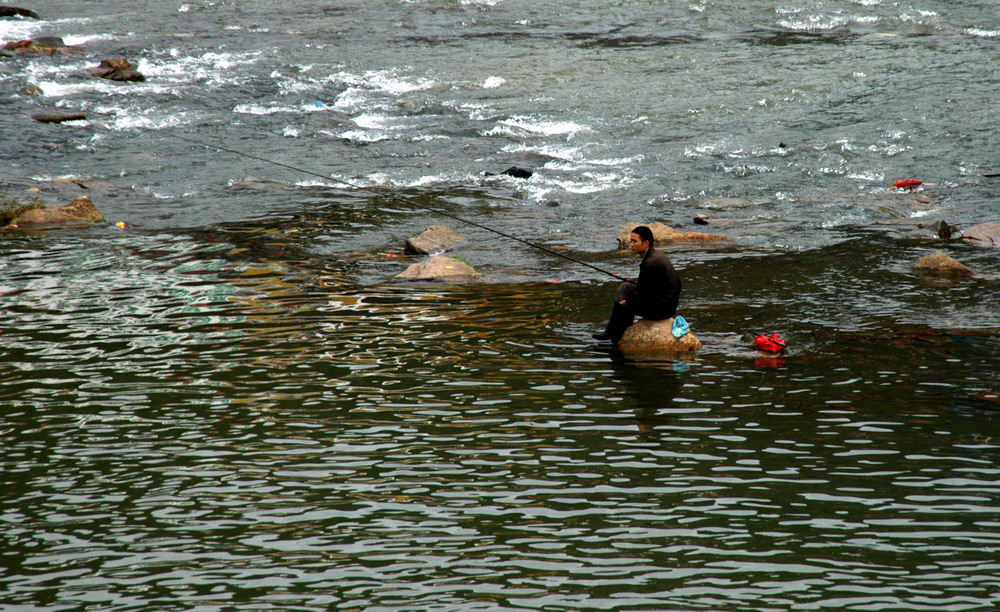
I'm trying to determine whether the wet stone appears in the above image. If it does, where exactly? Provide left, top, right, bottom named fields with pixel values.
left=85, top=57, right=146, bottom=82
left=5, top=195, right=105, bottom=229
left=404, top=225, right=464, bottom=255
left=395, top=255, right=478, bottom=280
left=914, top=252, right=973, bottom=277
left=963, top=223, right=1000, bottom=248
left=616, top=317, right=703, bottom=353
left=33, top=112, right=87, bottom=124
left=0, top=6, right=40, bottom=19
left=616, top=221, right=727, bottom=248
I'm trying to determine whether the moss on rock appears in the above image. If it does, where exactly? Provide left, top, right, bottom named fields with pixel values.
left=1, top=199, right=45, bottom=226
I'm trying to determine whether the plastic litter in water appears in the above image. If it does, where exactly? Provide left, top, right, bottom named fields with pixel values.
left=753, top=332, right=787, bottom=353
left=672, top=315, right=690, bottom=338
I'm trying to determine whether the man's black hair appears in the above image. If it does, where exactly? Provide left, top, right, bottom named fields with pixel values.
left=632, top=225, right=654, bottom=245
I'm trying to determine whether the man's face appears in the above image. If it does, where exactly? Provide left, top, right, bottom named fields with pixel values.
left=629, top=232, right=649, bottom=254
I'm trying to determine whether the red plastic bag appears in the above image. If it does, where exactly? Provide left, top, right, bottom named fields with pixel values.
left=753, top=333, right=787, bottom=353
left=893, top=178, right=923, bottom=189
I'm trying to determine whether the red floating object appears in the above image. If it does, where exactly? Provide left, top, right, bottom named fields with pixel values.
left=753, top=333, right=787, bottom=353
left=893, top=178, right=923, bottom=189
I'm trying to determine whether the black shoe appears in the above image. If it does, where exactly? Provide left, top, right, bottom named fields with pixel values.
left=592, top=331, right=613, bottom=341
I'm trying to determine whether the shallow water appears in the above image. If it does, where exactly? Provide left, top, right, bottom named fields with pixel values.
left=3, top=1, right=1000, bottom=610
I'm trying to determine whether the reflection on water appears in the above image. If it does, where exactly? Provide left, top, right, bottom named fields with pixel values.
left=2, top=225, right=999, bottom=611
left=5, top=0, right=1000, bottom=605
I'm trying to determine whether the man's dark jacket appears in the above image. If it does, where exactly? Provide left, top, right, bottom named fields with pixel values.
left=635, top=247, right=681, bottom=320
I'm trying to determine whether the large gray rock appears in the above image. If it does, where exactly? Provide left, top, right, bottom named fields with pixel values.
left=404, top=225, right=464, bottom=255
left=5, top=196, right=105, bottom=229
left=395, top=255, right=478, bottom=280
left=616, top=317, right=702, bottom=353
left=963, top=223, right=1000, bottom=248
left=914, top=252, right=972, bottom=277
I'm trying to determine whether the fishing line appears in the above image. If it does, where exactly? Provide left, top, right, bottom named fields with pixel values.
left=167, top=131, right=634, bottom=283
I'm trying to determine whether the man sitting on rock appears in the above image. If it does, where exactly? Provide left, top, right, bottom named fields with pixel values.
left=592, top=225, right=681, bottom=343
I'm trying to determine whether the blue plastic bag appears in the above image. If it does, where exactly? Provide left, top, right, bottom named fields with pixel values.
left=672, top=315, right=689, bottom=338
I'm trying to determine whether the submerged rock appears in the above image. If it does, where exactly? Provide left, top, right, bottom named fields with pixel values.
left=0, top=199, right=44, bottom=226
left=616, top=221, right=727, bottom=248
left=963, top=223, right=1000, bottom=248
left=395, top=255, right=479, bottom=280
left=0, top=6, right=40, bottom=19
left=502, top=166, right=533, bottom=179
left=485, top=166, right=533, bottom=179
left=32, top=111, right=88, bottom=124
left=616, top=317, right=702, bottom=353
left=5, top=195, right=105, bottom=229
left=85, top=58, right=145, bottom=82
left=871, top=219, right=958, bottom=240
left=914, top=252, right=972, bottom=277
left=928, top=220, right=956, bottom=239
left=226, top=176, right=290, bottom=192
left=2, top=36, right=80, bottom=56
left=694, top=197, right=762, bottom=210
left=404, top=224, right=464, bottom=255
left=26, top=177, right=119, bottom=198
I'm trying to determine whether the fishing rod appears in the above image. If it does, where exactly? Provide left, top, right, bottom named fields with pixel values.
left=166, top=132, right=634, bottom=283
